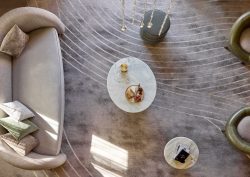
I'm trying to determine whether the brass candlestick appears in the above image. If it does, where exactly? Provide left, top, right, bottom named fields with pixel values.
left=140, top=0, right=147, bottom=28
left=121, top=0, right=127, bottom=31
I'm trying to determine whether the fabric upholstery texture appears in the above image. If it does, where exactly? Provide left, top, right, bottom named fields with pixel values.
left=13, top=27, right=64, bottom=156
left=0, top=7, right=66, bottom=169
left=225, top=107, right=250, bottom=155
left=0, top=52, right=11, bottom=121
left=229, top=11, right=250, bottom=63
left=0, top=101, right=35, bottom=121
left=0, top=140, right=66, bottom=170
left=237, top=116, right=250, bottom=142
left=0, top=117, right=38, bottom=140
left=0, top=24, right=29, bottom=56
left=240, top=28, right=250, bottom=53
left=0, top=7, right=65, bottom=44
left=1, top=133, right=38, bottom=156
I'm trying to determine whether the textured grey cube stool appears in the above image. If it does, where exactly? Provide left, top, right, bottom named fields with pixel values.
left=140, top=9, right=170, bottom=43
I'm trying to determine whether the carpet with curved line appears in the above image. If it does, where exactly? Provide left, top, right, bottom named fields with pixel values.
left=1, top=0, right=250, bottom=177
left=55, top=0, right=250, bottom=176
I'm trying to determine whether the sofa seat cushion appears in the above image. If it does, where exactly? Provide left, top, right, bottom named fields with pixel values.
left=0, top=52, right=12, bottom=119
left=12, top=27, right=64, bottom=156
left=240, top=28, right=250, bottom=53
left=237, top=116, right=250, bottom=142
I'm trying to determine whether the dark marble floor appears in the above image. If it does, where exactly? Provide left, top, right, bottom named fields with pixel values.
left=1, top=0, right=250, bottom=177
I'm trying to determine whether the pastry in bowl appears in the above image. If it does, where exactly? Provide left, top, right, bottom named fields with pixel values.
left=125, top=84, right=144, bottom=103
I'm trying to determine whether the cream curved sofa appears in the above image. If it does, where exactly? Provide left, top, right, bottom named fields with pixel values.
left=0, top=7, right=66, bottom=170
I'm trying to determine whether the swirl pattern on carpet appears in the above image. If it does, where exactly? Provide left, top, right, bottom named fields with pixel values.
left=29, top=0, right=250, bottom=177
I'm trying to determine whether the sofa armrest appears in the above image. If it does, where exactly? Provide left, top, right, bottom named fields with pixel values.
left=0, top=140, right=66, bottom=170
left=229, top=43, right=250, bottom=63
left=225, top=107, right=250, bottom=155
left=229, top=11, right=250, bottom=63
left=0, top=7, right=65, bottom=44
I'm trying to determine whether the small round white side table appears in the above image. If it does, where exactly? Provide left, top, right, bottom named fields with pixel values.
left=107, top=57, right=157, bottom=113
left=164, top=137, right=199, bottom=169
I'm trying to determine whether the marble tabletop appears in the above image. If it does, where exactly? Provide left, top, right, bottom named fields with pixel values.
left=107, top=57, right=157, bottom=113
left=164, top=137, right=199, bottom=169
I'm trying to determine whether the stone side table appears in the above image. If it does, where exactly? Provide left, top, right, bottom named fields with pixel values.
left=164, top=137, right=199, bottom=169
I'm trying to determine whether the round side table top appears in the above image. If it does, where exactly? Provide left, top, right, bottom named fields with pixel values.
left=107, top=57, right=157, bottom=113
left=164, top=137, right=199, bottom=169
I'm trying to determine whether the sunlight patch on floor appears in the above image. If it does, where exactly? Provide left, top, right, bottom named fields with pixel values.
left=92, top=163, right=123, bottom=177
left=90, top=134, right=128, bottom=172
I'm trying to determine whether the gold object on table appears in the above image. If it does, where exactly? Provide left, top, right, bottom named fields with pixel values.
left=120, top=63, right=128, bottom=72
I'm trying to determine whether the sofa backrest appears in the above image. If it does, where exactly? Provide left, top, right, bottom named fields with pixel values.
left=0, top=7, right=65, bottom=44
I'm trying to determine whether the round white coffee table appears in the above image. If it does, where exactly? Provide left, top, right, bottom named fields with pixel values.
left=107, top=57, right=157, bottom=113
left=164, top=137, right=199, bottom=169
